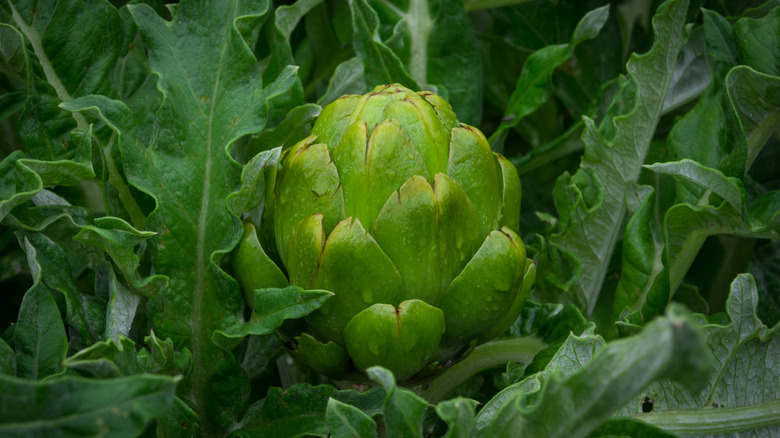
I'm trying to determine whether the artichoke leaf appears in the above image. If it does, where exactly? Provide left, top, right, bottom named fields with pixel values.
left=478, top=259, right=536, bottom=343
left=288, top=214, right=325, bottom=289
left=348, top=84, right=410, bottom=133
left=310, top=217, right=403, bottom=346
left=419, top=91, right=460, bottom=132
left=448, top=126, right=503, bottom=238
left=365, top=119, right=430, bottom=226
left=439, top=227, right=527, bottom=353
left=384, top=97, right=450, bottom=177
left=371, top=175, right=440, bottom=304
left=497, top=155, right=522, bottom=233
left=292, top=332, right=352, bottom=380
left=311, top=94, right=362, bottom=149
left=433, top=173, right=483, bottom=303
left=330, top=121, right=371, bottom=226
left=233, top=223, right=288, bottom=308
left=343, top=299, right=445, bottom=381
left=275, top=137, right=346, bottom=267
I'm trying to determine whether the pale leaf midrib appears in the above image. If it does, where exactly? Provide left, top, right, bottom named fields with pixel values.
left=9, top=2, right=88, bottom=133
left=191, top=2, right=236, bottom=432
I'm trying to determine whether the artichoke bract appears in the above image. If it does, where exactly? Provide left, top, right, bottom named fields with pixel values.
left=234, top=84, right=535, bottom=381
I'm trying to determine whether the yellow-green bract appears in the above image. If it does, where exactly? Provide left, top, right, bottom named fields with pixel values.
left=234, top=84, right=535, bottom=381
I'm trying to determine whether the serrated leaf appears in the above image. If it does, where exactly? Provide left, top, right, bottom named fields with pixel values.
left=656, top=8, right=780, bottom=296
left=101, top=265, right=141, bottom=341
left=14, top=234, right=68, bottom=380
left=155, top=396, right=200, bottom=438
left=0, top=151, right=40, bottom=223
left=541, top=0, right=690, bottom=313
left=483, top=307, right=711, bottom=438
left=212, top=287, right=333, bottom=351
left=436, top=397, right=479, bottom=438
left=612, top=186, right=669, bottom=328
left=476, top=327, right=604, bottom=431
left=348, top=0, right=418, bottom=91
left=16, top=231, right=102, bottom=346
left=0, top=374, right=179, bottom=437
left=625, top=274, right=780, bottom=436
left=74, top=216, right=165, bottom=297
left=326, top=397, right=378, bottom=438
left=489, top=5, right=609, bottom=152
left=6, top=0, right=118, bottom=166
left=228, top=146, right=282, bottom=216
left=367, top=367, right=431, bottom=438
left=136, top=331, right=192, bottom=377
left=645, top=160, right=747, bottom=212
left=62, top=336, right=139, bottom=379
left=57, top=1, right=299, bottom=433
left=318, top=57, right=366, bottom=107
left=230, top=383, right=384, bottom=438
left=261, top=0, right=320, bottom=123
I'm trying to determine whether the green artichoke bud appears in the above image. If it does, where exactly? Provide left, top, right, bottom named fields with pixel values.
left=234, top=84, right=534, bottom=381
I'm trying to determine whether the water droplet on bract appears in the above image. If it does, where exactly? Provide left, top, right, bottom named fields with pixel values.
left=491, top=305, right=501, bottom=312
left=492, top=278, right=511, bottom=292
left=369, top=341, right=381, bottom=356
left=455, top=234, right=464, bottom=250
left=408, top=153, right=415, bottom=160
left=361, top=288, right=374, bottom=303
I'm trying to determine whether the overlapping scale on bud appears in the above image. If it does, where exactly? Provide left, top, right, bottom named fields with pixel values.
left=234, top=84, right=534, bottom=381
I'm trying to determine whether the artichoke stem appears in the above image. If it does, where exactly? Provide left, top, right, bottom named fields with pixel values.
left=419, top=336, right=546, bottom=403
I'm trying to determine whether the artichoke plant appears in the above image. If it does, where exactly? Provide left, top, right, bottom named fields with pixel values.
left=234, top=84, right=535, bottom=382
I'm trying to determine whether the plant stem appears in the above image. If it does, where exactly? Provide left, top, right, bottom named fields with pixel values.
left=632, top=400, right=780, bottom=435
left=420, top=336, right=545, bottom=403
left=103, top=134, right=147, bottom=230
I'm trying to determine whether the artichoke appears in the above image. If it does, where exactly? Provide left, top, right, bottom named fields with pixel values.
left=234, top=84, right=535, bottom=381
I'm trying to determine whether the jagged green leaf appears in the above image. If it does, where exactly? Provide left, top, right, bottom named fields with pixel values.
left=74, top=216, right=165, bottom=297
left=62, top=336, right=139, bottom=378
left=481, top=307, right=711, bottom=438
left=489, top=5, right=609, bottom=151
left=136, top=331, right=192, bottom=377
left=368, top=366, right=431, bottom=438
left=612, top=186, right=669, bottom=328
left=347, top=0, right=418, bottom=91
left=622, top=274, right=780, bottom=436
left=13, top=234, right=69, bottom=380
left=212, top=287, right=333, bottom=351
left=436, top=397, right=479, bottom=438
left=230, top=383, right=385, bottom=438
left=5, top=0, right=117, bottom=166
left=0, top=374, right=179, bottom=437
left=261, top=0, right=320, bottom=123
left=59, top=1, right=298, bottom=433
left=326, top=397, right=378, bottom=438
left=476, top=326, right=604, bottom=431
left=15, top=231, right=103, bottom=346
left=541, top=0, right=690, bottom=313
